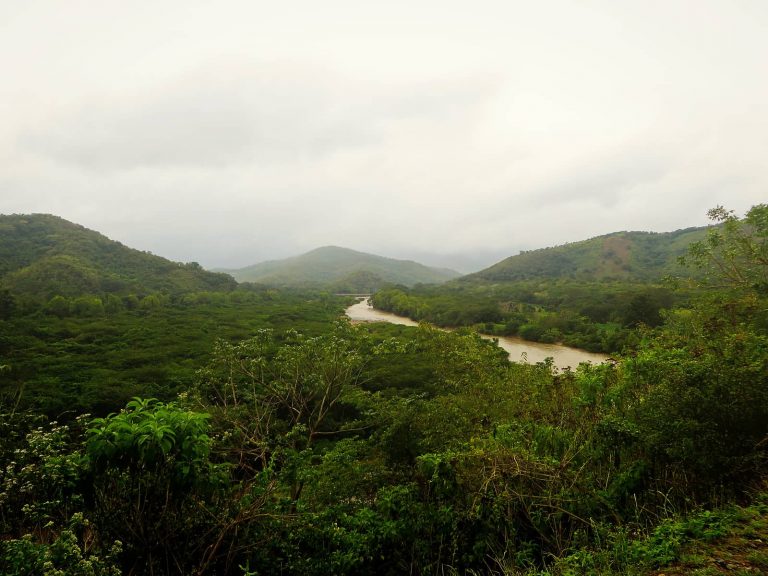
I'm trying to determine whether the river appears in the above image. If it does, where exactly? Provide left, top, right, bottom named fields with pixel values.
left=345, top=298, right=609, bottom=370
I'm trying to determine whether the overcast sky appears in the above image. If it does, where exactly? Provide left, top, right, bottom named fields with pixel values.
left=1, top=0, right=766, bottom=271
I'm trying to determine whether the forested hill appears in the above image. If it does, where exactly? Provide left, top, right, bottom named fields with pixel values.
left=464, top=226, right=709, bottom=283
left=221, top=245, right=461, bottom=290
left=0, top=214, right=236, bottom=300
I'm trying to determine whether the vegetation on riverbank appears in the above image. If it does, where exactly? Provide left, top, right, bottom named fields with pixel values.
left=0, top=287, right=348, bottom=417
left=372, top=280, right=683, bottom=353
left=371, top=223, right=715, bottom=355
left=1, top=205, right=766, bottom=575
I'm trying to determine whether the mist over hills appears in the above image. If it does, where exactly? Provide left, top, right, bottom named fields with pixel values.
left=219, top=246, right=462, bottom=290
left=0, top=216, right=461, bottom=301
left=0, top=213, right=714, bottom=307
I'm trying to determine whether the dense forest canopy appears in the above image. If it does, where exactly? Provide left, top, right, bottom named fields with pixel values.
left=0, top=214, right=237, bottom=305
left=465, top=226, right=709, bottom=283
left=0, top=205, right=767, bottom=575
left=219, top=245, right=461, bottom=289
left=370, top=225, right=713, bottom=354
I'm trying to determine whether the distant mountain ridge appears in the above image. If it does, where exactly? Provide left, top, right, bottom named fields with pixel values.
left=221, top=246, right=462, bottom=289
left=0, top=214, right=710, bottom=305
left=464, top=227, right=709, bottom=283
left=0, top=214, right=236, bottom=300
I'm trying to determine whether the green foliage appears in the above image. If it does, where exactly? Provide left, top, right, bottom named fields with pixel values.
left=622, top=205, right=768, bottom=489
left=138, top=293, right=163, bottom=310
left=629, top=509, right=730, bottom=567
left=373, top=282, right=676, bottom=353
left=102, top=294, right=123, bottom=314
left=0, top=414, right=122, bottom=575
left=70, top=295, right=105, bottom=317
left=222, top=245, right=460, bottom=287
left=543, top=497, right=767, bottom=575
left=0, top=214, right=237, bottom=303
left=1, top=205, right=767, bottom=575
left=0, top=289, right=348, bottom=416
left=0, top=513, right=122, bottom=576
left=370, top=224, right=704, bottom=355
left=329, top=270, right=388, bottom=294
left=625, top=316, right=768, bottom=486
left=86, top=398, right=213, bottom=484
left=5, top=255, right=104, bottom=301
left=681, top=204, right=768, bottom=294
left=44, top=295, right=71, bottom=318
left=0, top=415, right=85, bottom=536
left=622, top=291, right=671, bottom=327
left=469, top=227, right=707, bottom=283
left=86, top=399, right=227, bottom=575
left=193, top=321, right=378, bottom=514
left=0, top=289, right=16, bottom=319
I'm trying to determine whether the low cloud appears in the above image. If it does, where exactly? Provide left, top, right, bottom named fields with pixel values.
left=2, top=1, right=767, bottom=270
left=21, top=62, right=496, bottom=172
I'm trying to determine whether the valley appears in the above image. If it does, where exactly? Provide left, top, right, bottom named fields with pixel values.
left=346, top=297, right=609, bottom=369
left=4, top=3, right=766, bottom=572
left=0, top=206, right=766, bottom=575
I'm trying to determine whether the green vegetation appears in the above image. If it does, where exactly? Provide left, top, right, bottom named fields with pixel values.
left=539, top=497, right=768, bottom=575
left=0, top=287, right=347, bottom=417
left=0, top=214, right=236, bottom=306
left=1, top=205, right=767, bottom=575
left=467, top=226, right=708, bottom=283
left=370, top=226, right=711, bottom=354
left=220, top=245, right=461, bottom=288
left=373, top=281, right=682, bottom=353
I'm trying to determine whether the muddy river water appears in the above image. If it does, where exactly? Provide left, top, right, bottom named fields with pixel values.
left=345, top=298, right=609, bottom=370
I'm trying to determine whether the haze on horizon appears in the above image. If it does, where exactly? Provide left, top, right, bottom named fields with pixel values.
left=1, top=1, right=766, bottom=272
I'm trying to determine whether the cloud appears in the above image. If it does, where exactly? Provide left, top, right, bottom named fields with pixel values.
left=20, top=61, right=496, bottom=172
left=2, top=2, right=767, bottom=270
left=531, top=146, right=673, bottom=208
left=22, top=63, right=357, bottom=169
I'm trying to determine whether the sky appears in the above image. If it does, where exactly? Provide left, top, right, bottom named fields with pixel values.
left=1, top=0, right=766, bottom=272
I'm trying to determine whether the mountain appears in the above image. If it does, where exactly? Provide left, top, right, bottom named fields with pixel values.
left=463, top=227, right=709, bottom=283
left=221, top=246, right=462, bottom=289
left=0, top=214, right=236, bottom=300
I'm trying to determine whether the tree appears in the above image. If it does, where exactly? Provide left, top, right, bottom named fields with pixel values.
left=194, top=322, right=373, bottom=504
left=103, top=293, right=124, bottom=314
left=86, top=398, right=225, bottom=574
left=139, top=294, right=162, bottom=310
left=0, top=290, right=15, bottom=320
left=45, top=295, right=70, bottom=317
left=626, top=204, right=768, bottom=490
left=70, top=295, right=104, bottom=317
left=624, top=309, right=768, bottom=488
left=681, top=204, right=768, bottom=294
left=623, top=291, right=669, bottom=327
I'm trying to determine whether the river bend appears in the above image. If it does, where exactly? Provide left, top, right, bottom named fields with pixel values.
left=345, top=298, right=609, bottom=371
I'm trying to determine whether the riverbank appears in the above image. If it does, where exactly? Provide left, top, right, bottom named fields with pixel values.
left=345, top=298, right=608, bottom=370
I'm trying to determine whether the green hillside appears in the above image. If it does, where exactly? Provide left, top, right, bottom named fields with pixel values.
left=222, top=245, right=461, bottom=288
left=372, top=226, right=714, bottom=353
left=465, top=227, right=709, bottom=283
left=1, top=205, right=767, bottom=575
left=0, top=214, right=236, bottom=300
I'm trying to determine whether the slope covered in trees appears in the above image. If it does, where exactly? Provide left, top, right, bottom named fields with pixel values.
left=220, top=245, right=461, bottom=288
left=372, top=226, right=712, bottom=353
left=0, top=287, right=348, bottom=417
left=465, top=226, right=707, bottom=283
left=0, top=214, right=236, bottom=303
left=1, top=205, right=766, bottom=575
